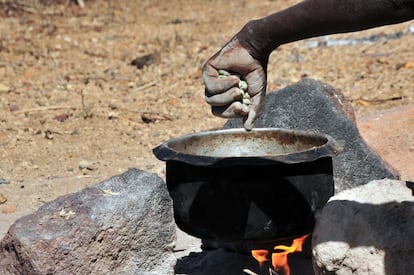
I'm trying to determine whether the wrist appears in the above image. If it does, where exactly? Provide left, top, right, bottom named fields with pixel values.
left=236, top=19, right=279, bottom=63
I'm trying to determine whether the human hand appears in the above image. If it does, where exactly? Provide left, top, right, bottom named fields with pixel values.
left=203, top=37, right=268, bottom=130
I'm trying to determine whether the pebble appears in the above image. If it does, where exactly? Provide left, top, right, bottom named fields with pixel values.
left=0, top=178, right=10, bottom=184
left=410, top=24, right=414, bottom=33
left=70, top=128, right=80, bottom=135
left=78, top=160, right=97, bottom=175
left=2, top=204, right=16, bottom=214
left=78, top=160, right=93, bottom=170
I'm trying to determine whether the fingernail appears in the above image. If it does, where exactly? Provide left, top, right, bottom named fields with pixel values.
left=244, top=121, right=253, bottom=131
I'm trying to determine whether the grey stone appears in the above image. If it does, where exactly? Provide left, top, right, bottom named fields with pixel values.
left=312, top=179, right=414, bottom=275
left=0, top=168, right=176, bottom=275
left=224, top=79, right=399, bottom=192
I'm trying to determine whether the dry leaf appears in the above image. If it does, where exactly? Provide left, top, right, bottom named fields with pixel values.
left=141, top=112, right=173, bottom=123
left=0, top=193, right=7, bottom=204
left=130, top=52, right=160, bottom=69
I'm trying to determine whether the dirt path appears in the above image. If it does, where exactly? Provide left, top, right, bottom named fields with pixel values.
left=1, top=0, right=413, bottom=238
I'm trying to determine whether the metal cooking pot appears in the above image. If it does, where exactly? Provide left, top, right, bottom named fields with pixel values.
left=153, top=128, right=341, bottom=243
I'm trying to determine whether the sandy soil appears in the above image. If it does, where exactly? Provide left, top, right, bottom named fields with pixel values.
left=1, top=0, right=413, bottom=238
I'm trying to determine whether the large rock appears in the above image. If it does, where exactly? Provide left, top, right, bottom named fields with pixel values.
left=357, top=104, right=414, bottom=181
left=312, top=179, right=414, bottom=275
left=224, top=79, right=399, bottom=192
left=0, top=168, right=176, bottom=275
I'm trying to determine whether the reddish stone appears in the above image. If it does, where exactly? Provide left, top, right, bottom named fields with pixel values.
left=357, top=104, right=414, bottom=181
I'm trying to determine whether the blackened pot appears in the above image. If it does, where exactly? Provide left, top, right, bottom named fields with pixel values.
left=153, top=128, right=341, bottom=243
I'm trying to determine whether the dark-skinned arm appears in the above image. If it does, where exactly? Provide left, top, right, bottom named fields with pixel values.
left=241, top=0, right=414, bottom=59
left=203, top=0, right=414, bottom=130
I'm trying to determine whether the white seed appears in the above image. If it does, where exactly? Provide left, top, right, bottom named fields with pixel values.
left=241, top=90, right=251, bottom=105
left=239, top=80, right=248, bottom=91
left=242, top=98, right=251, bottom=105
left=218, top=69, right=231, bottom=76
left=216, top=69, right=250, bottom=105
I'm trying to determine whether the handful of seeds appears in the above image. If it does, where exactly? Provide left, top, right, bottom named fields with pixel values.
left=218, top=70, right=251, bottom=105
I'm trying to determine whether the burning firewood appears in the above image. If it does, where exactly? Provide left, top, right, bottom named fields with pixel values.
left=243, top=268, right=280, bottom=275
left=251, top=234, right=310, bottom=275
left=243, top=269, right=258, bottom=275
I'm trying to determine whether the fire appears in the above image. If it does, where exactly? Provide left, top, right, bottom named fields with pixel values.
left=251, top=234, right=310, bottom=275
left=251, top=250, right=269, bottom=266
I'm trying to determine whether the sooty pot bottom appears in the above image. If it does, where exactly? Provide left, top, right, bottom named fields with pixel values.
left=166, top=157, right=334, bottom=243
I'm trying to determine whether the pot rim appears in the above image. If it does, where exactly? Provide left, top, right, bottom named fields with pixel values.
left=153, top=127, right=342, bottom=166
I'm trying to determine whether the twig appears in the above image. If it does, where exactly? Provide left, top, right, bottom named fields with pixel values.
left=118, top=115, right=142, bottom=125
left=75, top=175, right=101, bottom=179
left=352, top=96, right=403, bottom=106
left=108, top=112, right=142, bottom=125
left=76, top=0, right=85, bottom=8
left=80, top=90, right=94, bottom=118
left=48, top=51, right=66, bottom=87
left=9, top=2, right=38, bottom=13
left=14, top=106, right=76, bottom=114
left=141, top=111, right=174, bottom=123
left=133, top=81, right=157, bottom=92
left=243, top=269, right=258, bottom=275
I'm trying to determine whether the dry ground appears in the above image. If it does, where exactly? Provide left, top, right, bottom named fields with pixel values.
left=1, top=0, right=413, bottom=238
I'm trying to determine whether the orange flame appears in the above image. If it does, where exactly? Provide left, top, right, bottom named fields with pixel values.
left=251, top=234, right=309, bottom=275
left=251, top=249, right=269, bottom=266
